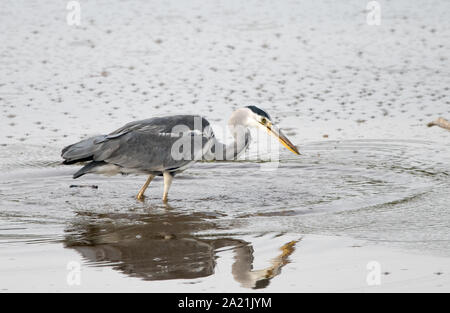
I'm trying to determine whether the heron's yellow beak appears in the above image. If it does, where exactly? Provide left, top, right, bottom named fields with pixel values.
left=262, top=122, right=300, bottom=155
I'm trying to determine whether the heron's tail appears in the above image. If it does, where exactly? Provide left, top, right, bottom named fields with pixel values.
left=73, top=161, right=108, bottom=179
left=61, top=135, right=106, bottom=165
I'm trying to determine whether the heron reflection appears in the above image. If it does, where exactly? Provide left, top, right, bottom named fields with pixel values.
left=64, top=210, right=298, bottom=289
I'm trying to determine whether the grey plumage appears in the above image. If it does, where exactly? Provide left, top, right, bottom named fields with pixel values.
left=73, top=161, right=107, bottom=179
left=61, top=107, right=298, bottom=201
left=62, top=115, right=217, bottom=178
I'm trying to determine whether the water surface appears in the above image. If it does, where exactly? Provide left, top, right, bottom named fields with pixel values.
left=1, top=0, right=450, bottom=291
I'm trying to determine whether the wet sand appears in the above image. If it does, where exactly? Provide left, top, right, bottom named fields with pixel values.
left=1, top=0, right=450, bottom=292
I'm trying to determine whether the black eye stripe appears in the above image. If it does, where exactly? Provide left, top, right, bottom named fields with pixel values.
left=246, top=106, right=271, bottom=121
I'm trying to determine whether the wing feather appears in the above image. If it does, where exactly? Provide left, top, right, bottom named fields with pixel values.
left=92, top=115, right=214, bottom=172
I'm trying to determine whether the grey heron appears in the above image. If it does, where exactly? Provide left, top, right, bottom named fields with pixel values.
left=62, top=106, right=300, bottom=202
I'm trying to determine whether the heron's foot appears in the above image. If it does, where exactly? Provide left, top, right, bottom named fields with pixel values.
left=162, top=196, right=168, bottom=203
left=136, top=193, right=146, bottom=202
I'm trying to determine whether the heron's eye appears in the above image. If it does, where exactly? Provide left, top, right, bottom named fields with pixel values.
left=261, top=117, right=267, bottom=125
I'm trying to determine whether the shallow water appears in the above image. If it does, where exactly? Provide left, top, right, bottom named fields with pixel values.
left=1, top=139, right=449, bottom=289
left=1, top=0, right=450, bottom=291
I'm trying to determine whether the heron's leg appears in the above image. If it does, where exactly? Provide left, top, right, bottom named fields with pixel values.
left=136, top=175, right=155, bottom=201
left=162, top=171, right=174, bottom=203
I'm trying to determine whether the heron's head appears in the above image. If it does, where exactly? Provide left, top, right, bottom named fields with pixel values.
left=229, top=106, right=300, bottom=155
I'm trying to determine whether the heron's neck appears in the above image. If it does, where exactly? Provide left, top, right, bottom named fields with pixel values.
left=226, top=110, right=253, bottom=159
left=226, top=125, right=252, bottom=160
left=207, top=121, right=250, bottom=161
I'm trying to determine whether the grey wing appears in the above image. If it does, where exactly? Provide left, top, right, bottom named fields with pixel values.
left=106, top=115, right=211, bottom=139
left=96, top=130, right=213, bottom=173
left=62, top=135, right=108, bottom=164
left=67, top=115, right=215, bottom=174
